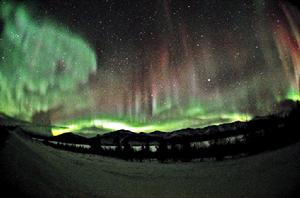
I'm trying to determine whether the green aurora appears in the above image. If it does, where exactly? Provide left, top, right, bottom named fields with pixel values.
left=0, top=2, right=96, bottom=121
left=0, top=1, right=299, bottom=136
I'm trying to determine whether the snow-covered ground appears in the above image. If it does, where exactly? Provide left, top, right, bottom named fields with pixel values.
left=1, top=131, right=300, bottom=198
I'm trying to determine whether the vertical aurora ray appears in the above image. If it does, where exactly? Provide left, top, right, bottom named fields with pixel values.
left=0, top=0, right=299, bottom=136
left=77, top=0, right=299, bottom=135
left=273, top=2, right=300, bottom=100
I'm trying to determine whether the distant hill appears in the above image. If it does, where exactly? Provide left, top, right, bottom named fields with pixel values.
left=47, top=133, right=89, bottom=144
left=74, top=126, right=109, bottom=137
left=3, top=100, right=299, bottom=146
left=92, top=130, right=136, bottom=145
left=83, top=100, right=300, bottom=146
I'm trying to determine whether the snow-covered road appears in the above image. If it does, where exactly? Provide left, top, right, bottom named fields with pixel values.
left=1, top=132, right=300, bottom=198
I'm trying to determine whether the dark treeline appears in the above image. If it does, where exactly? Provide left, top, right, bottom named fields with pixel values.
left=43, top=141, right=90, bottom=154
left=42, top=104, right=300, bottom=163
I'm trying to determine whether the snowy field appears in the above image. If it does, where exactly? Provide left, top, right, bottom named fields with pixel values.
left=1, top=132, right=300, bottom=198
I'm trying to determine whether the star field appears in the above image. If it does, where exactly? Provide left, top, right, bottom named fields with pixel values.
left=0, top=0, right=299, bottom=135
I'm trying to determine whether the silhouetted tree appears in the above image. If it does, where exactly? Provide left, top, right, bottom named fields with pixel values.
left=181, top=141, right=192, bottom=162
left=157, top=139, right=168, bottom=163
left=123, top=141, right=134, bottom=161
left=90, top=134, right=102, bottom=154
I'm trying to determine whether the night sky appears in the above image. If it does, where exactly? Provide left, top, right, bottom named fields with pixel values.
left=0, top=0, right=299, bottom=135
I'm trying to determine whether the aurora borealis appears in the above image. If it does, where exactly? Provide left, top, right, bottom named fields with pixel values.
left=0, top=0, right=299, bottom=136
left=0, top=1, right=97, bottom=121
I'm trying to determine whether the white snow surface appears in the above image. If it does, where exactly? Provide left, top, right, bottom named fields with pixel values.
left=1, top=132, right=300, bottom=198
